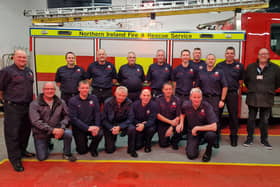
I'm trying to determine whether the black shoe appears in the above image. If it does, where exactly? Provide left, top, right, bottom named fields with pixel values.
left=202, top=149, right=212, bottom=162
left=11, top=160, right=24, bottom=172
left=91, top=150, right=99, bottom=157
left=22, top=151, right=35, bottom=158
left=172, top=144, right=179, bottom=150
left=48, top=142, right=54, bottom=150
left=144, top=147, right=151, bottom=153
left=130, top=151, right=138, bottom=158
left=243, top=138, right=253, bottom=147
left=261, top=140, right=272, bottom=150
left=230, top=135, right=238, bottom=147
left=63, top=154, right=77, bottom=162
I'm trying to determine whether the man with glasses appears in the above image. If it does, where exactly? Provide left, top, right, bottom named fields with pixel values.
left=243, top=48, right=280, bottom=149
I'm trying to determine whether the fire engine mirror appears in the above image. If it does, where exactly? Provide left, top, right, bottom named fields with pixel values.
left=200, top=34, right=213, bottom=39
left=271, top=24, right=280, bottom=55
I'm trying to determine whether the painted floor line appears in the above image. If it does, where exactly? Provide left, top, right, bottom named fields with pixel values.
left=1, top=158, right=279, bottom=167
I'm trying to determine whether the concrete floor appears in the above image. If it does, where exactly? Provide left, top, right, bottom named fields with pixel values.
left=0, top=116, right=279, bottom=164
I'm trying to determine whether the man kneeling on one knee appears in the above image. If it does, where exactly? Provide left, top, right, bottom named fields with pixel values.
left=29, top=82, right=76, bottom=162
left=176, top=88, right=217, bottom=162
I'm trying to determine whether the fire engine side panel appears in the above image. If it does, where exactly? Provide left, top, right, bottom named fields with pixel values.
left=34, top=37, right=95, bottom=95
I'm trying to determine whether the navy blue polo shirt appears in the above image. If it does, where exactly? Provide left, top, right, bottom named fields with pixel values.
left=103, top=96, right=132, bottom=130
left=55, top=65, right=87, bottom=94
left=87, top=61, right=117, bottom=89
left=146, top=63, right=172, bottom=90
left=172, top=64, right=198, bottom=95
left=216, top=61, right=244, bottom=91
left=0, top=64, right=34, bottom=103
left=129, top=100, right=158, bottom=127
left=196, top=68, right=228, bottom=96
left=118, top=64, right=145, bottom=92
left=190, top=60, right=206, bottom=72
left=181, top=100, right=217, bottom=131
left=156, top=95, right=180, bottom=120
left=68, top=94, right=101, bottom=132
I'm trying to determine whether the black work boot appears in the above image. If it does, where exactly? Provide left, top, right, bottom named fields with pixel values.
left=230, top=135, right=238, bottom=147
left=202, top=146, right=212, bottom=162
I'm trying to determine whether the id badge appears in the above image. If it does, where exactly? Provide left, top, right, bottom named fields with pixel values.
left=256, top=75, right=263, bottom=80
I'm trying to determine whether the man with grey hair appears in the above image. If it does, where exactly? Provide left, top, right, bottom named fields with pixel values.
left=0, top=49, right=35, bottom=172
left=243, top=48, right=280, bottom=149
left=103, top=86, right=132, bottom=153
left=147, top=49, right=172, bottom=97
left=118, top=51, right=145, bottom=101
left=177, top=87, right=218, bottom=162
left=29, top=82, right=76, bottom=162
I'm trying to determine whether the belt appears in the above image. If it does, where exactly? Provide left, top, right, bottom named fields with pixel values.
left=5, top=100, right=29, bottom=106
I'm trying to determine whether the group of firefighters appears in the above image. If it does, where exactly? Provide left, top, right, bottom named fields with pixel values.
left=0, top=46, right=279, bottom=172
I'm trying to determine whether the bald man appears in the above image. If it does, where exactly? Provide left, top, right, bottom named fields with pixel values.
left=87, top=49, right=117, bottom=104
left=244, top=48, right=280, bottom=149
left=0, top=50, right=35, bottom=172
left=29, top=82, right=76, bottom=162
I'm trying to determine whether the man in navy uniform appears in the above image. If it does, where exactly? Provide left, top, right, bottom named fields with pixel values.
left=190, top=48, right=206, bottom=72
left=68, top=80, right=103, bottom=157
left=127, top=89, right=158, bottom=157
left=87, top=49, right=117, bottom=104
left=29, top=82, right=76, bottom=162
left=55, top=51, right=87, bottom=105
left=156, top=83, right=181, bottom=150
left=216, top=47, right=244, bottom=146
left=0, top=49, right=35, bottom=172
left=103, top=86, right=132, bottom=153
left=243, top=48, right=280, bottom=149
left=177, top=88, right=217, bottom=162
left=118, top=51, right=145, bottom=101
left=172, top=49, right=198, bottom=102
left=146, top=49, right=172, bottom=97
left=196, top=54, right=228, bottom=148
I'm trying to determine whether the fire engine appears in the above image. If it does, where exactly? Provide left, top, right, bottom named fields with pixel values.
left=24, top=2, right=280, bottom=119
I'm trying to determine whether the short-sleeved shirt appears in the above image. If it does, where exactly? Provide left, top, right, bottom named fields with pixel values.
left=87, top=61, right=117, bottom=89
left=172, top=64, right=198, bottom=95
left=146, top=63, right=172, bottom=90
left=181, top=100, right=217, bottom=131
left=129, top=100, right=158, bottom=127
left=196, top=68, right=228, bottom=96
left=216, top=61, right=244, bottom=91
left=118, top=64, right=145, bottom=92
left=190, top=60, right=206, bottom=72
left=68, top=94, right=101, bottom=132
left=55, top=65, right=87, bottom=94
left=0, top=64, right=34, bottom=103
left=156, top=95, right=180, bottom=120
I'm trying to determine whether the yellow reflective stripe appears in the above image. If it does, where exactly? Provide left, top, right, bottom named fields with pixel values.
left=271, top=60, right=280, bottom=66
left=36, top=55, right=65, bottom=73
left=30, top=29, right=245, bottom=40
